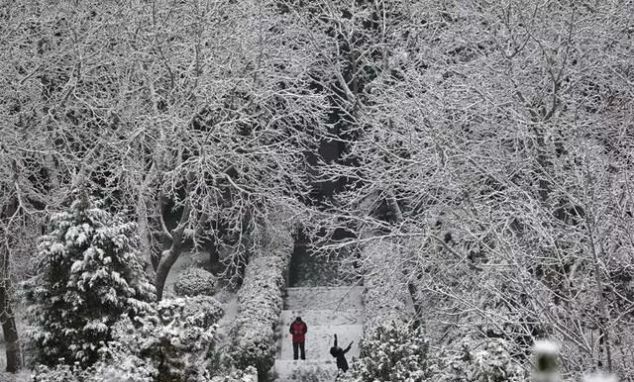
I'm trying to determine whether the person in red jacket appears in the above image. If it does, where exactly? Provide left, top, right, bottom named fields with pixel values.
left=289, top=316, right=308, bottom=360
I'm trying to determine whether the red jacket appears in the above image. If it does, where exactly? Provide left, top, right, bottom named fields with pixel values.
left=289, top=320, right=307, bottom=343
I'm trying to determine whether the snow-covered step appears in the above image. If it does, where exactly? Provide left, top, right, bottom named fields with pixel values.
left=273, top=359, right=338, bottom=382
left=274, top=285, right=364, bottom=381
left=279, top=324, right=362, bottom=360
left=285, top=286, right=364, bottom=310
left=281, top=309, right=364, bottom=326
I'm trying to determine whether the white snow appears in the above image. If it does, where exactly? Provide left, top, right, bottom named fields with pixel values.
left=274, top=286, right=365, bottom=382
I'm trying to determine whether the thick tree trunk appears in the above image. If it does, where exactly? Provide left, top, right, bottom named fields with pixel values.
left=154, top=195, right=190, bottom=301
left=155, top=247, right=183, bottom=301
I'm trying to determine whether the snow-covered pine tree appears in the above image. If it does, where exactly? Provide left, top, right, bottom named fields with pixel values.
left=26, top=196, right=156, bottom=367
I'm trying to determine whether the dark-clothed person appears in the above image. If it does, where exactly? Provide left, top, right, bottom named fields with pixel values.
left=289, top=316, right=308, bottom=360
left=330, top=334, right=353, bottom=373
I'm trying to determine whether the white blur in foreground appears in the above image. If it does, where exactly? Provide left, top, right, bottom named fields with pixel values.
left=582, top=372, right=618, bottom=382
left=533, top=340, right=560, bottom=355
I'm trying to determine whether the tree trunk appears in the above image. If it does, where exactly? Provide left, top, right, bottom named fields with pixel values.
left=137, top=193, right=155, bottom=280
left=385, top=192, right=424, bottom=328
left=154, top=195, right=190, bottom=301
left=155, top=247, right=183, bottom=301
left=0, top=195, right=22, bottom=372
left=585, top=212, right=613, bottom=371
left=137, top=163, right=157, bottom=279
left=0, top=285, right=21, bottom=372
left=407, top=280, right=424, bottom=330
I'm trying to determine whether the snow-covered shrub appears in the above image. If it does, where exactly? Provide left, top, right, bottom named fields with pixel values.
left=25, top=197, right=155, bottom=367
left=348, top=319, right=526, bottom=382
left=229, top=223, right=292, bottom=377
left=471, top=338, right=526, bottom=382
left=230, top=255, right=289, bottom=375
left=174, top=267, right=217, bottom=297
left=429, top=337, right=527, bottom=382
left=112, top=296, right=223, bottom=382
left=89, top=353, right=157, bottom=382
left=32, top=364, right=83, bottom=382
left=344, top=320, right=429, bottom=382
left=210, top=366, right=258, bottom=382
left=33, top=294, right=223, bottom=381
left=32, top=352, right=157, bottom=382
left=289, top=366, right=332, bottom=382
left=166, top=295, right=224, bottom=326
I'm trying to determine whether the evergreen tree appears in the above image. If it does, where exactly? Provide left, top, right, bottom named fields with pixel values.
left=26, top=196, right=155, bottom=367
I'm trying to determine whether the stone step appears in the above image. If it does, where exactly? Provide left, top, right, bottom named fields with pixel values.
left=279, top=324, right=362, bottom=361
left=285, top=286, right=364, bottom=310
left=273, top=359, right=338, bottom=382
left=281, top=309, right=364, bottom=327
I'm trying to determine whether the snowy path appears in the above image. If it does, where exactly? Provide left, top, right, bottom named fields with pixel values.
left=274, top=286, right=364, bottom=382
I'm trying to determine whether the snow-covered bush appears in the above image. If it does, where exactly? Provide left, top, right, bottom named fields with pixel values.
left=90, top=354, right=157, bottom=382
left=471, top=338, right=526, bottom=382
left=32, top=364, right=83, bottom=382
left=25, top=197, right=155, bottom=367
left=31, top=294, right=223, bottom=381
left=32, top=353, right=157, bottom=382
left=344, top=320, right=429, bottom=382
left=347, top=320, right=526, bottom=382
left=289, top=367, right=332, bottom=382
left=229, top=256, right=288, bottom=375
left=429, top=337, right=527, bottom=382
left=174, top=267, right=217, bottom=297
left=112, top=296, right=223, bottom=382
left=210, top=366, right=258, bottom=382
left=229, top=223, right=292, bottom=377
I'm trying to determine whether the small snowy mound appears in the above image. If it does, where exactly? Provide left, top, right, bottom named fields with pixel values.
left=174, top=267, right=217, bottom=297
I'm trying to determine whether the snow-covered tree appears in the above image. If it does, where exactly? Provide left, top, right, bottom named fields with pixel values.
left=344, top=320, right=429, bottom=382
left=110, top=296, right=223, bottom=382
left=26, top=196, right=155, bottom=367
left=315, top=0, right=634, bottom=377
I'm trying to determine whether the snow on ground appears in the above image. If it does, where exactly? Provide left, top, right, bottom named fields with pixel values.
left=213, top=289, right=239, bottom=352
left=274, top=286, right=364, bottom=382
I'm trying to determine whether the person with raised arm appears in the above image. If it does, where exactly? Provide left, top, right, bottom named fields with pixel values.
left=330, top=333, right=353, bottom=373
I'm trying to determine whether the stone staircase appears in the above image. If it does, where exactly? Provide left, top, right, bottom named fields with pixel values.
left=274, top=286, right=364, bottom=382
